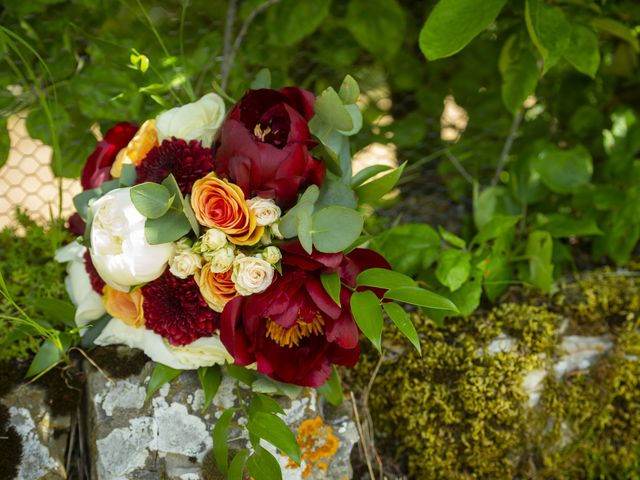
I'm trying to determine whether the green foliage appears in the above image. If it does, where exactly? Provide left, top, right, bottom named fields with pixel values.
left=146, top=363, right=181, bottom=400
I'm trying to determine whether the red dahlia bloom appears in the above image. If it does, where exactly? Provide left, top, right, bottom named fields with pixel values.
left=142, top=269, right=219, bottom=346
left=214, top=88, right=325, bottom=209
left=136, top=138, right=215, bottom=195
left=83, top=250, right=106, bottom=294
left=220, top=242, right=390, bottom=387
left=81, top=122, right=138, bottom=190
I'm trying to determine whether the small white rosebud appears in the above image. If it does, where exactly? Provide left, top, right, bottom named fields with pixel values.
left=247, top=197, right=281, bottom=227
left=231, top=255, right=274, bottom=296
left=204, top=246, right=235, bottom=273
left=201, top=228, right=228, bottom=251
left=175, top=237, right=192, bottom=252
left=261, top=246, right=281, bottom=265
left=169, top=250, right=202, bottom=279
left=270, top=222, right=284, bottom=239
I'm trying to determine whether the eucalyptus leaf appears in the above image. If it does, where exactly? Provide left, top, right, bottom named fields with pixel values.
left=314, top=87, right=353, bottom=132
left=312, top=206, right=363, bottom=253
left=339, top=74, right=360, bottom=104
left=130, top=182, right=173, bottom=219
left=145, top=210, right=191, bottom=245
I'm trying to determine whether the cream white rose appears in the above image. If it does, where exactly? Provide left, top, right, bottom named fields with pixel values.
left=203, top=246, right=235, bottom=273
left=261, top=246, right=281, bottom=265
left=55, top=241, right=106, bottom=331
left=95, top=318, right=233, bottom=369
left=271, top=222, right=284, bottom=239
left=89, top=188, right=174, bottom=291
left=201, top=228, right=227, bottom=251
left=231, top=255, right=274, bottom=296
left=247, top=197, right=281, bottom=226
left=155, top=93, right=226, bottom=146
left=169, top=250, right=202, bottom=279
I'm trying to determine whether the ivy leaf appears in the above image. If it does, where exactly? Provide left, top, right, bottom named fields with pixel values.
left=436, top=249, right=472, bottom=292
left=383, top=302, right=421, bottom=354
left=420, top=0, right=507, bottom=60
left=146, top=363, right=181, bottom=400
left=119, top=164, right=137, bottom=187
left=246, top=412, right=301, bottom=465
left=525, top=0, right=570, bottom=73
left=350, top=290, right=384, bottom=352
left=320, top=272, right=341, bottom=307
left=384, top=286, right=459, bottom=312
left=317, top=367, right=343, bottom=406
left=563, top=24, right=600, bottom=78
left=197, top=365, right=222, bottom=412
left=213, top=407, right=239, bottom=474
left=130, top=182, right=173, bottom=219
left=246, top=446, right=283, bottom=480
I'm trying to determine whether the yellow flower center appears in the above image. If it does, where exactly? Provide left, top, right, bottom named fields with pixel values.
left=253, top=123, right=272, bottom=142
left=265, top=313, right=325, bottom=348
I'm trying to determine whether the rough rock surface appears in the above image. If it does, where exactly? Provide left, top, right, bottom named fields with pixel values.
left=0, top=384, right=69, bottom=480
left=85, top=358, right=358, bottom=479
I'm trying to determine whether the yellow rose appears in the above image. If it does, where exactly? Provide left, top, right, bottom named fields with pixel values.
left=110, top=119, right=159, bottom=178
left=195, top=264, right=238, bottom=313
left=102, top=285, right=145, bottom=327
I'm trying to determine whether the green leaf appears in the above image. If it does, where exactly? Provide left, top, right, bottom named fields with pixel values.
left=539, top=214, right=602, bottom=238
left=183, top=196, right=201, bottom=236
left=481, top=236, right=512, bottom=302
left=526, top=230, right=554, bottom=292
left=350, top=290, right=384, bottom=352
left=591, top=17, right=640, bottom=52
left=227, top=448, right=249, bottom=480
left=436, top=249, right=472, bottom=292
left=438, top=226, right=466, bottom=248
left=370, top=224, right=441, bottom=276
left=251, top=68, right=271, bottom=89
left=317, top=367, right=343, bottom=406
left=339, top=74, right=360, bottom=104
left=197, top=365, right=222, bottom=411
left=337, top=104, right=363, bottom=137
left=531, top=144, right=593, bottom=194
left=119, top=164, right=137, bottom=187
left=384, top=286, right=459, bottom=312
left=351, top=165, right=393, bottom=188
left=355, top=161, right=406, bottom=205
left=247, top=445, right=283, bottom=480
left=130, top=182, right=173, bottom=219
left=356, top=268, right=415, bottom=289
left=249, top=393, right=285, bottom=416
left=279, top=185, right=319, bottom=238
left=419, top=0, right=507, bottom=60
left=35, top=298, right=75, bottom=328
left=320, top=272, right=341, bottom=307
left=226, top=364, right=258, bottom=385
left=247, top=412, right=301, bottom=465
left=297, top=207, right=314, bottom=254
left=499, top=35, right=539, bottom=113
left=564, top=24, right=600, bottom=78
left=525, top=0, right=570, bottom=73
left=0, top=117, right=10, bottom=168
left=383, top=302, right=420, bottom=354
left=146, top=363, right=181, bottom=400
left=311, top=206, right=363, bottom=253
left=314, top=87, right=353, bottom=132
left=472, top=214, right=520, bottom=246
left=213, top=407, right=238, bottom=474
left=252, top=376, right=303, bottom=399
left=316, top=177, right=357, bottom=210
left=73, top=188, right=100, bottom=221
left=79, top=314, right=112, bottom=349
left=346, top=0, right=406, bottom=60
left=473, top=184, right=507, bottom=230
left=145, top=210, right=191, bottom=244
left=26, top=338, right=64, bottom=378
left=266, top=0, right=331, bottom=47
left=447, top=273, right=482, bottom=317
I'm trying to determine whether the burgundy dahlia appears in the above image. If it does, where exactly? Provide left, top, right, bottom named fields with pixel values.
left=83, top=251, right=106, bottom=294
left=81, top=122, right=138, bottom=190
left=142, top=269, right=219, bottom=346
left=220, top=241, right=390, bottom=387
left=136, top=138, right=215, bottom=195
left=214, top=87, right=325, bottom=209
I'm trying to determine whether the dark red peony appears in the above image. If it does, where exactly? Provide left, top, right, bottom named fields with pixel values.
left=142, top=269, right=219, bottom=346
left=136, top=138, right=215, bottom=195
left=220, top=242, right=390, bottom=387
left=81, top=122, right=138, bottom=190
left=214, top=88, right=325, bottom=209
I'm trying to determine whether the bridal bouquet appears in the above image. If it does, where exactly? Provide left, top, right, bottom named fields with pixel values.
left=55, top=73, right=456, bottom=475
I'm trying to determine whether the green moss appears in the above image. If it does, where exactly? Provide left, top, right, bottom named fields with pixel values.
left=0, top=210, right=71, bottom=361
left=353, top=267, right=640, bottom=479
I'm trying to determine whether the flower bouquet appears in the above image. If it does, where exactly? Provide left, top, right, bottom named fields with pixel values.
left=56, top=73, right=457, bottom=476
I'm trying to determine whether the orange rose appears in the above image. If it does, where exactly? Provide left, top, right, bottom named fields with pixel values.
left=103, top=286, right=145, bottom=327
left=195, top=264, right=238, bottom=312
left=111, top=119, right=159, bottom=178
left=190, top=173, right=264, bottom=246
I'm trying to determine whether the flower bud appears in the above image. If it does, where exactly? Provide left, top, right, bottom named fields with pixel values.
left=169, top=250, right=202, bottom=279
left=204, top=246, right=235, bottom=273
left=261, top=246, right=281, bottom=265
left=201, top=228, right=227, bottom=251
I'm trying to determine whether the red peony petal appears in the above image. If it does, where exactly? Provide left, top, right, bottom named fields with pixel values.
left=306, top=277, right=341, bottom=320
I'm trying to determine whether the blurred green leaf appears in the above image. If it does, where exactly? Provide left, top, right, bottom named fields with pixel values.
left=526, top=230, right=554, bottom=292
left=525, top=0, right=570, bottom=73
left=564, top=24, right=600, bottom=78
left=197, top=365, right=222, bottom=412
left=499, top=35, right=538, bottom=113
left=531, top=144, right=593, bottom=194
left=317, top=367, right=343, bottom=406
left=346, top=0, right=406, bottom=60
left=0, top=117, right=9, bottom=168
left=267, top=0, right=331, bottom=46
left=436, top=249, right=471, bottom=292
left=370, top=224, right=441, bottom=276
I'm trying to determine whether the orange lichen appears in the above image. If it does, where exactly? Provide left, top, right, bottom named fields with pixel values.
left=288, top=416, right=339, bottom=478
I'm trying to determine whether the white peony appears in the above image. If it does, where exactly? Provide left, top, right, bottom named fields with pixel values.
left=89, top=188, right=174, bottom=292
left=203, top=246, right=235, bottom=273
left=95, top=318, right=233, bottom=370
left=261, top=246, right=281, bottom=265
left=231, top=254, right=274, bottom=296
left=155, top=93, right=226, bottom=146
left=55, top=241, right=106, bottom=331
left=201, top=228, right=227, bottom=251
left=246, top=197, right=281, bottom=226
left=169, top=250, right=202, bottom=279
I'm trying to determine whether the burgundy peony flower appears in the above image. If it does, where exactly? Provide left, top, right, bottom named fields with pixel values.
left=220, top=241, right=390, bottom=387
left=81, top=122, right=138, bottom=190
left=142, top=269, right=219, bottom=346
left=83, top=251, right=105, bottom=294
left=136, top=138, right=215, bottom=195
left=214, top=88, right=325, bottom=209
